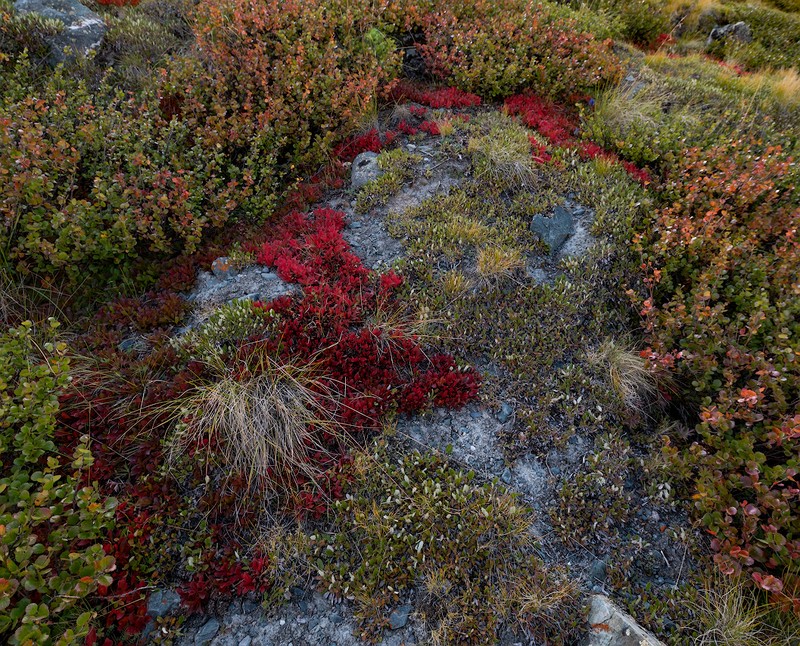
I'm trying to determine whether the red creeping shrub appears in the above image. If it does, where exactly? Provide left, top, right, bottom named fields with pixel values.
left=333, top=130, right=400, bottom=163
left=419, top=120, right=441, bottom=136
left=95, top=291, right=189, bottom=332
left=253, top=208, right=480, bottom=431
left=506, top=94, right=653, bottom=184
left=254, top=207, right=480, bottom=433
left=506, top=93, right=579, bottom=147
left=635, top=141, right=800, bottom=604
left=397, top=120, right=420, bottom=135
left=390, top=80, right=482, bottom=109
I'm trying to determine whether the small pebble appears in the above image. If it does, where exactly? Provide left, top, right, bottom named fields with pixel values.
left=501, top=468, right=512, bottom=485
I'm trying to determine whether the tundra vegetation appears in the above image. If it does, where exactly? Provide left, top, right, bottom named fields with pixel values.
left=1, top=0, right=799, bottom=644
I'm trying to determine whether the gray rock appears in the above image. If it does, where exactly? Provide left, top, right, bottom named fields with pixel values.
left=330, top=612, right=344, bottom=625
left=351, top=152, right=381, bottom=191
left=211, top=257, right=238, bottom=280
left=241, top=599, right=260, bottom=613
left=388, top=604, right=412, bottom=630
left=14, top=0, right=106, bottom=63
left=496, top=402, right=514, bottom=424
left=531, top=205, right=574, bottom=254
left=584, top=595, right=665, bottom=646
left=118, top=337, right=138, bottom=353
left=590, top=560, right=607, bottom=584
left=501, top=467, right=513, bottom=485
left=195, top=618, right=220, bottom=645
left=707, top=21, right=752, bottom=45
left=147, top=589, right=181, bottom=619
left=238, top=638, right=252, bottom=646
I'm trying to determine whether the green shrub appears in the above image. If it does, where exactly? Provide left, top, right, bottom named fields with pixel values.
left=0, top=0, right=61, bottom=68
left=415, top=0, right=622, bottom=99
left=1, top=0, right=401, bottom=298
left=355, top=148, right=420, bottom=213
left=0, top=319, right=116, bottom=645
left=638, top=140, right=800, bottom=598
left=582, top=53, right=800, bottom=168
left=0, top=59, right=254, bottom=294
left=96, top=0, right=193, bottom=90
left=553, top=432, right=633, bottom=544
left=316, top=447, right=583, bottom=643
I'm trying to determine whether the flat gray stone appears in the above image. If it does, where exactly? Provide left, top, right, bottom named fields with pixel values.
left=584, top=595, right=665, bottom=646
left=351, top=152, right=381, bottom=191
left=14, top=0, right=106, bottom=63
left=388, top=604, right=412, bottom=630
left=147, top=589, right=181, bottom=619
left=531, top=205, right=574, bottom=254
left=195, top=618, right=220, bottom=645
left=211, top=257, right=239, bottom=280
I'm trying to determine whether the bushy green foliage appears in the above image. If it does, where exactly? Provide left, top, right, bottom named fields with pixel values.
left=96, top=0, right=193, bottom=90
left=315, top=447, right=582, bottom=643
left=0, top=320, right=116, bottom=645
left=583, top=0, right=670, bottom=47
left=414, top=0, right=622, bottom=98
left=637, top=139, right=800, bottom=598
left=0, top=0, right=402, bottom=297
left=176, top=299, right=277, bottom=363
left=0, top=0, right=60, bottom=67
left=583, top=54, right=800, bottom=168
left=0, top=59, right=256, bottom=294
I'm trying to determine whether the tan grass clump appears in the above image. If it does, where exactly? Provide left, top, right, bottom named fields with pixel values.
left=588, top=338, right=658, bottom=410
left=690, top=574, right=769, bottom=646
left=468, top=113, right=536, bottom=188
left=167, top=351, right=336, bottom=486
left=476, top=246, right=524, bottom=283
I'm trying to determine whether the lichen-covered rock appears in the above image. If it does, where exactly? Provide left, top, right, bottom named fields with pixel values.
left=14, top=0, right=106, bottom=63
left=585, top=595, right=665, bottom=646
left=707, top=21, right=752, bottom=45
left=351, top=151, right=382, bottom=191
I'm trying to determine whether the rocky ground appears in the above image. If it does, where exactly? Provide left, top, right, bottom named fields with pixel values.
left=168, top=109, right=691, bottom=646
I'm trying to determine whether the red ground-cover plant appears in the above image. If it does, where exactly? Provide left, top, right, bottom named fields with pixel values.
left=252, top=207, right=481, bottom=433
left=52, top=204, right=480, bottom=637
left=635, top=140, right=800, bottom=604
left=389, top=80, right=482, bottom=108
left=333, top=128, right=399, bottom=162
left=506, top=93, right=653, bottom=184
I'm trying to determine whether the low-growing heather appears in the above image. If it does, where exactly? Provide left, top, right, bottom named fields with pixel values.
left=315, top=447, right=583, bottom=643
